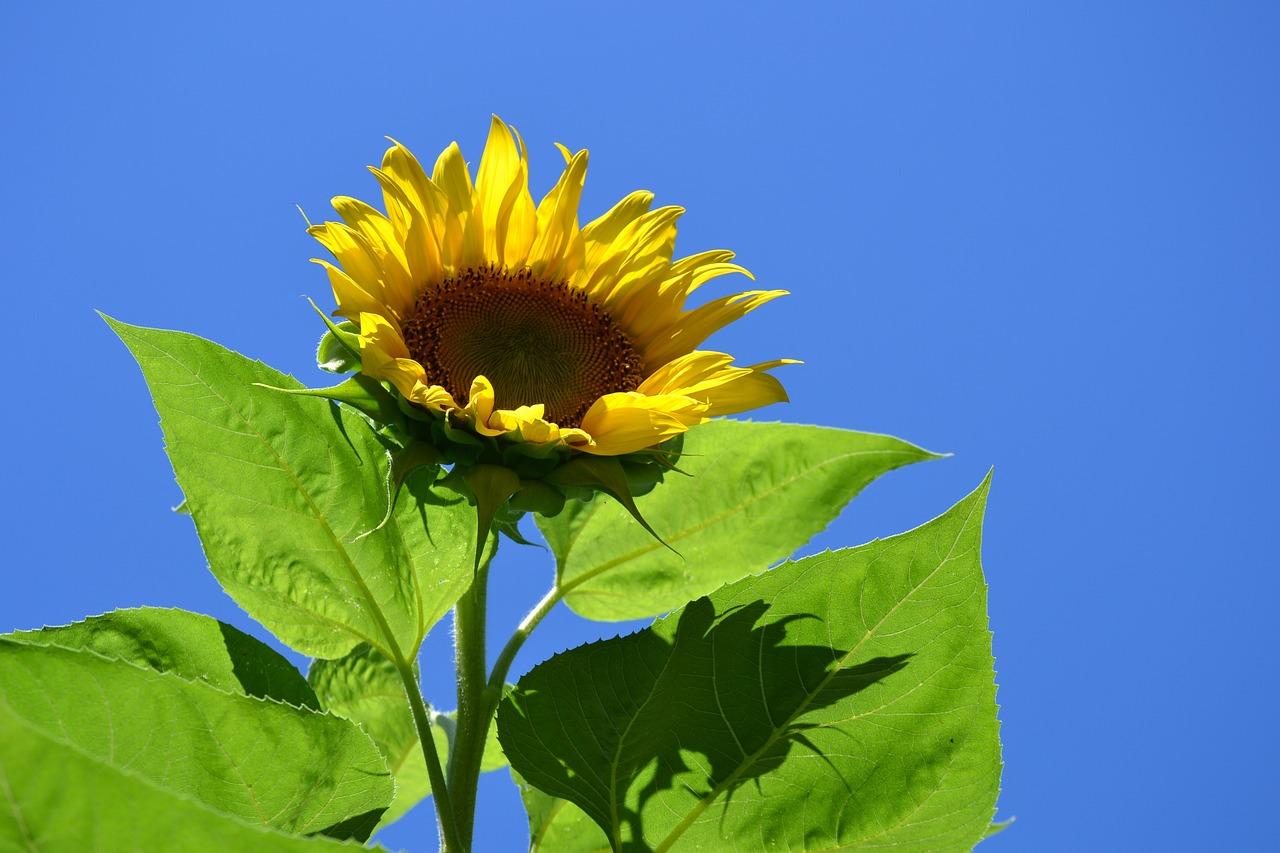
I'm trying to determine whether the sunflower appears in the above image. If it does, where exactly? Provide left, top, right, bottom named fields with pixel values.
left=310, top=116, right=794, bottom=457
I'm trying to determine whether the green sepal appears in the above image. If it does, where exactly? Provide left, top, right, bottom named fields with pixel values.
left=395, top=392, right=437, bottom=423
left=502, top=439, right=563, bottom=461
left=546, top=457, right=675, bottom=554
left=495, top=511, right=540, bottom=547
left=356, top=442, right=442, bottom=541
left=501, top=445, right=563, bottom=480
left=640, top=433, right=687, bottom=469
left=254, top=374, right=404, bottom=429
left=620, top=458, right=666, bottom=498
left=617, top=434, right=689, bottom=497
left=450, top=464, right=522, bottom=570
left=508, top=480, right=566, bottom=518
left=309, top=298, right=362, bottom=373
left=442, top=415, right=485, bottom=447
left=496, top=520, right=537, bottom=546
left=316, top=322, right=361, bottom=373
left=434, top=418, right=486, bottom=470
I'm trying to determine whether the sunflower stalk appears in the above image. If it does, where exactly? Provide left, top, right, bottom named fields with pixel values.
left=445, top=540, right=495, bottom=851
left=443, top=529, right=568, bottom=851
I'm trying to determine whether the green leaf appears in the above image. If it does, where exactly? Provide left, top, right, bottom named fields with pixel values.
left=512, top=771, right=611, bottom=853
left=309, top=645, right=508, bottom=831
left=536, top=420, right=941, bottom=621
left=501, top=475, right=1001, bottom=851
left=985, top=818, right=1015, bottom=838
left=0, top=639, right=393, bottom=837
left=4, top=606, right=318, bottom=709
left=0, top=705, right=377, bottom=852
left=308, top=645, right=422, bottom=830
left=105, top=317, right=477, bottom=661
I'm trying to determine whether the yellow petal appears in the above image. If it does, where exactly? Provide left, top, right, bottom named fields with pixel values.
left=308, top=222, right=388, bottom=306
left=432, top=141, right=474, bottom=213
left=312, top=259, right=383, bottom=320
left=527, top=148, right=588, bottom=278
left=514, top=403, right=546, bottom=420
left=409, top=382, right=459, bottom=412
left=638, top=350, right=740, bottom=395
left=473, top=116, right=536, bottom=267
left=358, top=313, right=430, bottom=400
left=678, top=260, right=754, bottom=298
left=424, top=141, right=472, bottom=269
left=367, top=165, right=422, bottom=236
left=642, top=289, right=788, bottom=368
left=368, top=167, right=442, bottom=286
left=489, top=404, right=567, bottom=444
left=604, top=260, right=687, bottom=343
left=381, top=140, right=445, bottom=216
left=462, top=375, right=511, bottom=437
left=580, top=190, right=654, bottom=246
left=358, top=312, right=409, bottom=357
left=497, top=157, right=537, bottom=266
left=668, top=249, right=739, bottom=278
left=579, top=206, right=683, bottom=307
left=516, top=418, right=561, bottom=444
left=698, top=359, right=799, bottom=416
left=612, top=254, right=757, bottom=351
left=330, top=196, right=414, bottom=315
left=558, top=427, right=594, bottom=449
left=578, top=392, right=708, bottom=456
left=636, top=350, right=793, bottom=415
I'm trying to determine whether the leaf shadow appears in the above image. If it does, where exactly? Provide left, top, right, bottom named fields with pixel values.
left=216, top=621, right=320, bottom=710
left=325, top=399, right=362, bottom=458
left=612, top=597, right=910, bottom=848
left=402, top=468, right=469, bottom=548
left=313, top=806, right=387, bottom=843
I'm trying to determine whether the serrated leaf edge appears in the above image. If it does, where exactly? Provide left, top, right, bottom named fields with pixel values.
left=0, top=707, right=382, bottom=851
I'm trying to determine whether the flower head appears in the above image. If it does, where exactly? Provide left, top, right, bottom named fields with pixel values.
left=310, top=116, right=793, bottom=459
left=300, top=117, right=799, bottom=557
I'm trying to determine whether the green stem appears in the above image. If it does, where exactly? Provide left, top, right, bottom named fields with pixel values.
left=447, top=552, right=494, bottom=850
left=394, top=658, right=462, bottom=853
left=486, top=585, right=562, bottom=699
left=448, top=558, right=564, bottom=850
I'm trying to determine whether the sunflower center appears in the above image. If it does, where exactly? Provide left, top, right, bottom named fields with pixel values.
left=401, top=266, right=644, bottom=428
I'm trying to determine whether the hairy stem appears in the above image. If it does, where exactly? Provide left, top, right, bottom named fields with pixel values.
left=448, top=552, right=494, bottom=850
left=394, top=658, right=461, bottom=853
left=487, top=585, right=562, bottom=699
left=448, top=562, right=564, bottom=849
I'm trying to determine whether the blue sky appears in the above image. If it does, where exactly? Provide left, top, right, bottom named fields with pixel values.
left=3, top=2, right=1277, bottom=850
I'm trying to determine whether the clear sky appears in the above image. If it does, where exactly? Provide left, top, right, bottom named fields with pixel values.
left=3, top=2, right=1276, bottom=850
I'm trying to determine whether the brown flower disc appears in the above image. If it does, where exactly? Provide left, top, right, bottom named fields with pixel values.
left=401, top=266, right=645, bottom=427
